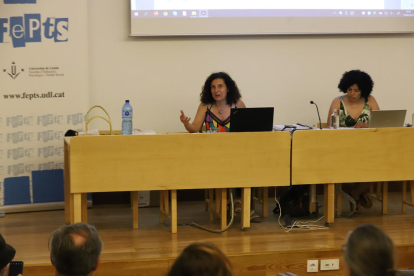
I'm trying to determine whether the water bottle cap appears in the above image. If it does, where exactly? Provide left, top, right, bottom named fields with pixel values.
left=126, top=100, right=129, bottom=103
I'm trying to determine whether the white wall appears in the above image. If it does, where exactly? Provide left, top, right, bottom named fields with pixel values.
left=88, top=0, right=414, bottom=132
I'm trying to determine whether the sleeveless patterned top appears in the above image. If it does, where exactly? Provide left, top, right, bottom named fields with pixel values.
left=339, top=96, right=371, bottom=127
left=201, top=105, right=235, bottom=132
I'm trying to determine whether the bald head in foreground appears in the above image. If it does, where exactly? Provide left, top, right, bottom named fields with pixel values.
left=50, top=223, right=103, bottom=276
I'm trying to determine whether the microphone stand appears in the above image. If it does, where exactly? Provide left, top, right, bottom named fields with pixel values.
left=310, top=101, right=322, bottom=130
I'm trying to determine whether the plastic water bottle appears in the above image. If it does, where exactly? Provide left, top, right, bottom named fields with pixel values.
left=122, top=100, right=133, bottom=135
left=331, top=109, right=339, bottom=129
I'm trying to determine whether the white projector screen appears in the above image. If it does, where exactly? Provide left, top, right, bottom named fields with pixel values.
left=130, top=0, right=414, bottom=36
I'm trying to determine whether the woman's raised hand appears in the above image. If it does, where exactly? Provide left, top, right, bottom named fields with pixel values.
left=180, top=110, right=191, bottom=125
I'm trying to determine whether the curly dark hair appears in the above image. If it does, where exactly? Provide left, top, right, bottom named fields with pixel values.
left=200, top=72, right=241, bottom=105
left=338, top=70, right=374, bottom=100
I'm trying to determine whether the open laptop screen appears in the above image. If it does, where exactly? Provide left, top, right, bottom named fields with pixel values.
left=230, top=107, right=274, bottom=132
left=369, top=110, right=406, bottom=128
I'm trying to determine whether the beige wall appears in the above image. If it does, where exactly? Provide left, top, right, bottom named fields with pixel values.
left=88, top=0, right=414, bottom=132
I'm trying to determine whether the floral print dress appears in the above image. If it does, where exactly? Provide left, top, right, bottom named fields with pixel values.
left=339, top=96, right=371, bottom=127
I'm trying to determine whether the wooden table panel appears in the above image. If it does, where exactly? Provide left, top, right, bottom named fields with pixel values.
left=292, top=128, right=414, bottom=185
left=69, top=132, right=291, bottom=193
left=65, top=132, right=291, bottom=230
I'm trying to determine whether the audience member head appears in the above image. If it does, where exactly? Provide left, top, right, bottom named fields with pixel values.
left=49, top=223, right=103, bottom=276
left=343, top=224, right=395, bottom=276
left=200, top=72, right=241, bottom=105
left=168, top=242, right=233, bottom=276
left=338, top=70, right=374, bottom=100
left=0, top=234, right=16, bottom=276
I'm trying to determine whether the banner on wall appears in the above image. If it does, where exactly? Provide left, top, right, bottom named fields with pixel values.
left=0, top=0, right=89, bottom=211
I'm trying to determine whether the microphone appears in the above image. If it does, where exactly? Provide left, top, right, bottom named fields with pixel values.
left=310, top=101, right=322, bottom=130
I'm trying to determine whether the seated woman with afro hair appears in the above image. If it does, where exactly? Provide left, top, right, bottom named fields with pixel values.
left=327, top=70, right=380, bottom=212
left=327, top=70, right=380, bottom=128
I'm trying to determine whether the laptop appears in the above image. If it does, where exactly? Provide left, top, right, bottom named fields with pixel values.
left=369, top=110, right=406, bottom=128
left=230, top=107, right=274, bottom=132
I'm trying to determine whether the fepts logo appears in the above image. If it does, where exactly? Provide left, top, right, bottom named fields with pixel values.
left=7, top=115, right=33, bottom=128
left=3, top=61, right=24, bottom=79
left=0, top=14, right=69, bottom=48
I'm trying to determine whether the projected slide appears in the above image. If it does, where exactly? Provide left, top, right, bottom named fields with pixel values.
left=131, top=0, right=414, bottom=18
left=130, top=0, right=414, bottom=35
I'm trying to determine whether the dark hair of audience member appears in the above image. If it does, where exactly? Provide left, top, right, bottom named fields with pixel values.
left=49, top=223, right=103, bottom=276
left=343, top=224, right=396, bottom=276
left=167, top=242, right=233, bottom=276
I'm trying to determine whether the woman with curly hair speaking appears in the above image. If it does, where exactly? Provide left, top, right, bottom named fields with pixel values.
left=327, top=70, right=380, bottom=128
left=179, top=72, right=246, bottom=133
left=179, top=72, right=261, bottom=222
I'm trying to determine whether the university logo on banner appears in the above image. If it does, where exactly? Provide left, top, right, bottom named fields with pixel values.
left=0, top=0, right=87, bottom=209
left=3, top=62, right=24, bottom=79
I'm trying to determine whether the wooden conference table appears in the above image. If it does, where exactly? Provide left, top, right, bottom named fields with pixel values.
left=64, top=132, right=291, bottom=233
left=65, top=127, right=414, bottom=231
left=292, top=127, right=414, bottom=223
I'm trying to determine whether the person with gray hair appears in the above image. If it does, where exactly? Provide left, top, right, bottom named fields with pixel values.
left=342, top=224, right=396, bottom=276
left=50, top=223, right=103, bottom=276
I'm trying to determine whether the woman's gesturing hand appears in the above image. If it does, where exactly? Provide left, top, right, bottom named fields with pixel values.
left=180, top=110, right=191, bottom=125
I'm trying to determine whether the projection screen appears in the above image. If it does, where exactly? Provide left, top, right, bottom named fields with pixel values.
left=130, top=0, right=414, bottom=36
